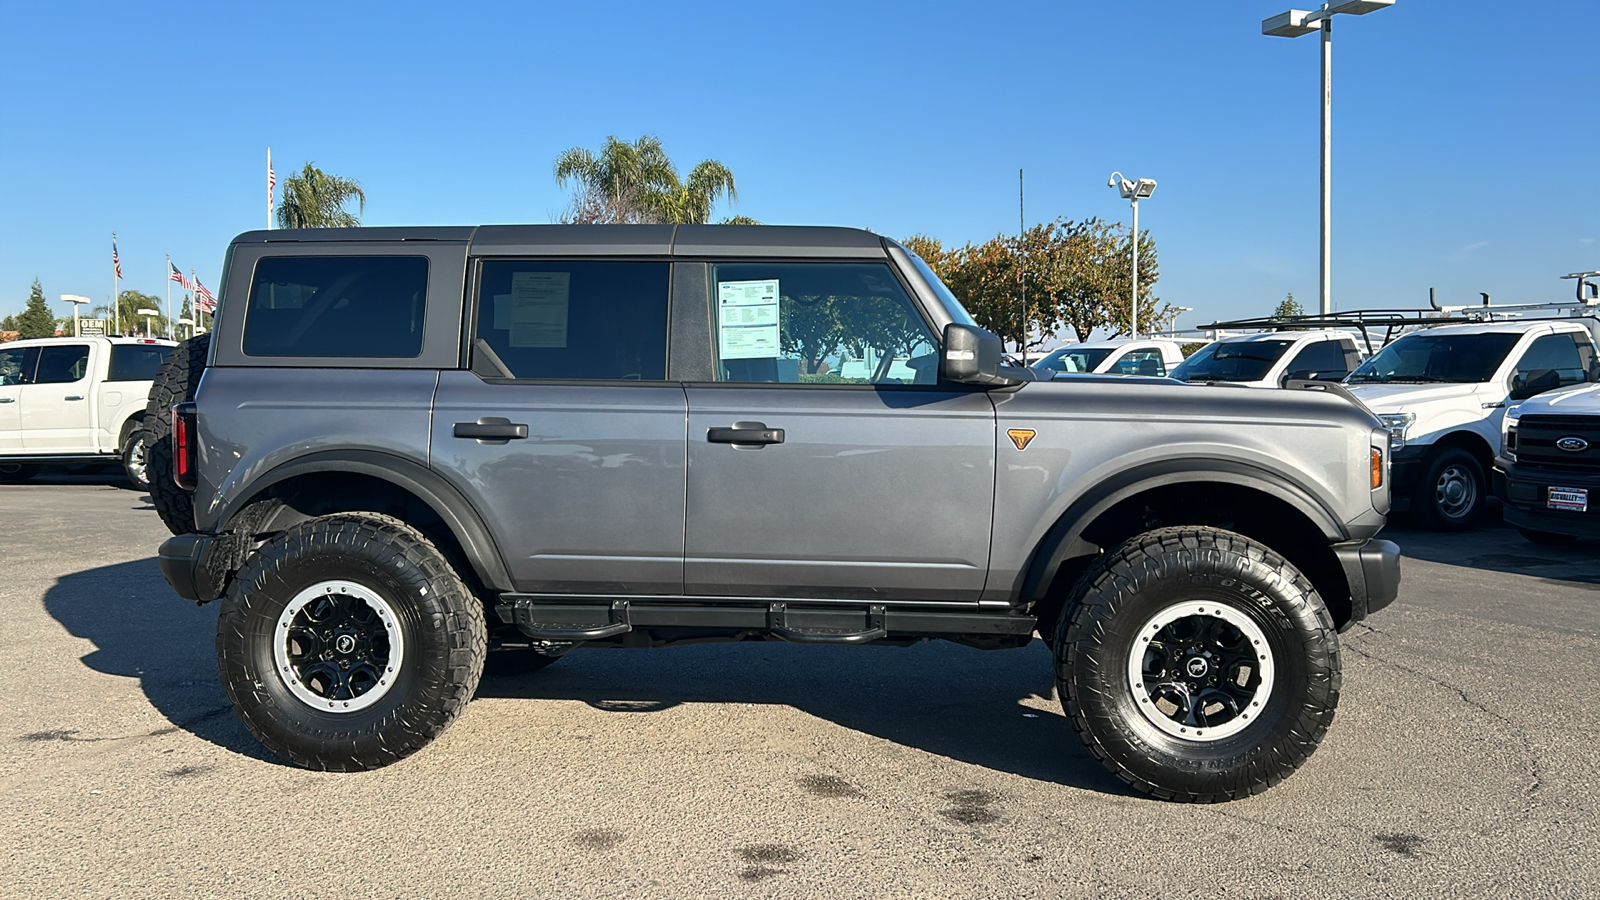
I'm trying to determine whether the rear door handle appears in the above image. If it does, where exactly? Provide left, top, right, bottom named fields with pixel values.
left=707, top=421, right=785, bottom=445
left=0, top=397, right=13, bottom=403
left=453, top=417, right=528, bottom=443
left=64, top=395, right=84, bottom=401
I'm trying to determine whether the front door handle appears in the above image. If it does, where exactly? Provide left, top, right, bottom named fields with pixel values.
left=0, top=397, right=13, bottom=403
left=64, top=395, right=84, bottom=401
left=453, top=417, right=529, bottom=443
left=707, top=421, right=785, bottom=446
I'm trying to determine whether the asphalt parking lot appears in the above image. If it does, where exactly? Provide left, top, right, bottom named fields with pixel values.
left=3, top=473, right=1597, bottom=898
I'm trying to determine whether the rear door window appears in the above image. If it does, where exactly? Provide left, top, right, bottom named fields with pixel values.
left=472, top=260, right=670, bottom=381
left=1513, top=333, right=1589, bottom=393
left=244, top=256, right=429, bottom=358
left=1113, top=349, right=1167, bottom=376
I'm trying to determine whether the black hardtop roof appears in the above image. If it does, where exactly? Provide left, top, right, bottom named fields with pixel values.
left=230, top=224, right=890, bottom=258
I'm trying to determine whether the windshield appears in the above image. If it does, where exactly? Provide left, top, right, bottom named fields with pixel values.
left=1346, top=332, right=1521, bottom=384
left=1170, top=339, right=1295, bottom=382
left=1033, top=348, right=1112, bottom=374
left=904, top=250, right=978, bottom=328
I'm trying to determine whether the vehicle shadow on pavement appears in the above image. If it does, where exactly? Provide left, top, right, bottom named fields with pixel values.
left=41, top=557, right=285, bottom=765
left=1383, top=520, right=1599, bottom=585
left=478, top=640, right=1138, bottom=797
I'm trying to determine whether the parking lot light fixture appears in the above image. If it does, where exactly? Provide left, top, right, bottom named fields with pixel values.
left=1262, top=0, right=1396, bottom=316
left=60, top=294, right=90, bottom=336
left=1108, top=172, right=1157, bottom=339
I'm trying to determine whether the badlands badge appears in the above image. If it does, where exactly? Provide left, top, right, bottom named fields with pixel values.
left=1007, top=428, right=1037, bottom=451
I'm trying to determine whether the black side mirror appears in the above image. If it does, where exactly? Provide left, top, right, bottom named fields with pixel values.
left=940, top=323, right=1009, bottom=385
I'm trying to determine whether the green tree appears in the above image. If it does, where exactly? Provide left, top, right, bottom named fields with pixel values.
left=0, top=313, right=17, bottom=334
left=16, top=279, right=56, bottom=339
left=277, top=162, right=366, bottom=229
left=554, top=135, right=743, bottom=225
left=93, top=290, right=168, bottom=337
left=1273, top=292, right=1304, bottom=319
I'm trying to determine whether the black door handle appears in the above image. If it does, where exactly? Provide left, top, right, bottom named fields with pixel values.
left=454, top=417, right=529, bottom=443
left=707, top=421, right=785, bottom=445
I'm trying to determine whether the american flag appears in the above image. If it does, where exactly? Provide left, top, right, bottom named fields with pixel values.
left=195, top=277, right=216, bottom=313
left=169, top=260, right=192, bottom=290
left=112, top=234, right=122, bottom=279
left=268, top=157, right=276, bottom=204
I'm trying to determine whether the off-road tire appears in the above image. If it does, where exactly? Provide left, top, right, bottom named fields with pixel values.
left=1413, top=447, right=1485, bottom=531
left=144, top=332, right=209, bottom=534
left=1053, top=527, right=1341, bottom=803
left=1515, top=526, right=1578, bottom=546
left=216, top=512, right=488, bottom=771
left=0, top=462, right=39, bottom=483
left=120, top=427, right=150, bottom=491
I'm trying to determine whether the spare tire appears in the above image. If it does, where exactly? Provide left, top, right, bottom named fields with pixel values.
left=145, top=332, right=210, bottom=535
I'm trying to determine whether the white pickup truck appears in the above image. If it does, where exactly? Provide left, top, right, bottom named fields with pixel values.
left=1346, top=317, right=1600, bottom=529
left=0, top=336, right=177, bottom=488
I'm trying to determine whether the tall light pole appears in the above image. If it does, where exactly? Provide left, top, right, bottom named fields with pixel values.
left=1263, top=0, right=1396, bottom=315
left=137, top=307, right=160, bottom=339
left=60, top=295, right=90, bottom=337
left=1108, top=172, right=1156, bottom=338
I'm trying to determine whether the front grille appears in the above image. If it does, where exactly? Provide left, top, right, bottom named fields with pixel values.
left=1516, top=414, right=1600, bottom=471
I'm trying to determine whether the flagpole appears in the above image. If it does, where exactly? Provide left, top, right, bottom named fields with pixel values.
left=165, top=254, right=172, bottom=340
left=267, top=147, right=273, bottom=230
left=111, top=232, right=120, bottom=336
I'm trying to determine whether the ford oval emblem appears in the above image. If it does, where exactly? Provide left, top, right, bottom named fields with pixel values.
left=1556, top=436, right=1591, bottom=453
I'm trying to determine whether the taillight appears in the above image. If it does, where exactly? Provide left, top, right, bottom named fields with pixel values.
left=172, top=402, right=198, bottom=490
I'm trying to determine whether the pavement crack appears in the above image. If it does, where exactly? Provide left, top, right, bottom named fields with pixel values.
left=1344, top=637, right=1545, bottom=812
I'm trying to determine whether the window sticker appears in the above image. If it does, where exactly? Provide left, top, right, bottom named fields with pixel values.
left=507, top=272, right=570, bottom=348
left=717, top=279, right=781, bottom=360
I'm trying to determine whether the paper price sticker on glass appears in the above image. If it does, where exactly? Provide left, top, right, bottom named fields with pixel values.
left=717, top=279, right=780, bottom=360
left=495, top=272, right=571, bottom=348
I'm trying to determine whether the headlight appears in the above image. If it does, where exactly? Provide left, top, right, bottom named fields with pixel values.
left=1377, top=413, right=1415, bottom=450
left=1503, top=405, right=1520, bottom=459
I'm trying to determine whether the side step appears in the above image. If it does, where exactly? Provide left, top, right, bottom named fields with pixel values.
left=496, top=595, right=1036, bottom=644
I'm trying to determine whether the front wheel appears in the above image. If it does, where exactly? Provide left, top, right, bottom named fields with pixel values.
left=216, top=512, right=487, bottom=771
left=1413, top=447, right=1486, bottom=531
left=1053, top=527, right=1340, bottom=802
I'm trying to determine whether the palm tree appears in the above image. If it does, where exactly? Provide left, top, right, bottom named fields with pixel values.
left=553, top=135, right=743, bottom=225
left=277, top=162, right=367, bottom=229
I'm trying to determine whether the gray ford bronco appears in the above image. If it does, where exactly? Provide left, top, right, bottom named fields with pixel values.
left=156, top=224, right=1399, bottom=802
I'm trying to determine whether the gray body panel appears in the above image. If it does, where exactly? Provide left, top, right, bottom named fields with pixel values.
left=430, top=372, right=687, bottom=595
left=193, top=367, right=438, bottom=532
left=683, top=385, right=995, bottom=602
left=984, top=379, right=1386, bottom=601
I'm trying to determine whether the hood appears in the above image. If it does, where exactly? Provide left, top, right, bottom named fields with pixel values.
left=1515, top=382, right=1600, bottom=414
left=1345, top=381, right=1483, bottom=411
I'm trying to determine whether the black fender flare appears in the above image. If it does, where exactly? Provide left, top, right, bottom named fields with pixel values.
left=1017, top=457, right=1348, bottom=604
left=215, top=449, right=515, bottom=592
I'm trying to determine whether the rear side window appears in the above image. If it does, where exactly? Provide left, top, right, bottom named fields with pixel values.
left=1513, top=333, right=1589, bottom=392
left=473, top=260, right=670, bottom=381
left=244, top=256, right=429, bottom=358
left=34, top=345, right=90, bottom=384
left=107, top=344, right=175, bottom=381
left=1113, top=349, right=1167, bottom=376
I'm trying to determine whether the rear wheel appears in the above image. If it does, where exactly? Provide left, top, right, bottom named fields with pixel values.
left=120, top=427, right=150, bottom=491
left=216, top=512, right=488, bottom=771
left=1053, top=527, right=1340, bottom=802
left=1413, top=447, right=1485, bottom=531
left=144, top=333, right=209, bottom=534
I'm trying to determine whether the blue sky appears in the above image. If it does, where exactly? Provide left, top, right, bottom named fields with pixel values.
left=1, top=0, right=1595, bottom=334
